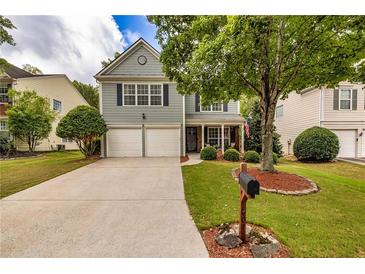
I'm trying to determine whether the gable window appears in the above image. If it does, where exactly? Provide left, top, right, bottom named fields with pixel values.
left=276, top=105, right=283, bottom=118
left=53, top=99, right=62, bottom=112
left=123, top=83, right=162, bottom=106
left=339, top=89, right=351, bottom=110
left=207, top=127, right=230, bottom=147
left=201, top=102, right=223, bottom=112
left=0, top=120, right=7, bottom=131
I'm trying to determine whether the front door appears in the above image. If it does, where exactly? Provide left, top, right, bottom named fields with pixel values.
left=186, top=127, right=197, bottom=152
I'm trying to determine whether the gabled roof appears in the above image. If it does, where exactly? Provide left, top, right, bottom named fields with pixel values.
left=94, top=38, right=160, bottom=78
left=4, top=64, right=35, bottom=79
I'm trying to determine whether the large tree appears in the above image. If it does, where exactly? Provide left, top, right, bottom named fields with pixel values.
left=7, top=90, right=56, bottom=152
left=22, top=64, right=43, bottom=75
left=72, top=80, right=99, bottom=109
left=148, top=16, right=365, bottom=171
left=0, top=15, right=16, bottom=72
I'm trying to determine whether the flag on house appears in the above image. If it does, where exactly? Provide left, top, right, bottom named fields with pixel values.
left=244, top=121, right=250, bottom=138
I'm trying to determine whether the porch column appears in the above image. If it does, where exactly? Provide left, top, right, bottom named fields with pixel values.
left=202, top=124, right=205, bottom=150
left=241, top=123, right=245, bottom=153
left=221, top=124, right=225, bottom=153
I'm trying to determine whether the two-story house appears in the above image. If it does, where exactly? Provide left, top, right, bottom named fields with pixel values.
left=275, top=84, right=365, bottom=158
left=95, top=38, right=244, bottom=157
left=0, top=64, right=89, bottom=150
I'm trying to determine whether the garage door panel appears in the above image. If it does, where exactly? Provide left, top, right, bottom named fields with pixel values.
left=331, top=130, right=356, bottom=158
left=107, top=129, right=142, bottom=157
left=146, top=128, right=180, bottom=157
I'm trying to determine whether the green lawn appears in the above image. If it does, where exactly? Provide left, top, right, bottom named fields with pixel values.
left=182, top=159, right=365, bottom=257
left=0, top=151, right=98, bottom=198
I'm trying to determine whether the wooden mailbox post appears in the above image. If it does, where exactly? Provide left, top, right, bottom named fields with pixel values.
left=238, top=162, right=260, bottom=242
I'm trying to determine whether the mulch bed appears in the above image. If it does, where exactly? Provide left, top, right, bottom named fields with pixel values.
left=202, top=223, right=291, bottom=258
left=234, top=167, right=314, bottom=192
left=180, top=155, right=189, bottom=163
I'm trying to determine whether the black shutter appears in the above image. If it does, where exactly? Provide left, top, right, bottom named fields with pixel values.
left=7, top=83, right=11, bottom=89
left=117, top=84, right=123, bottom=106
left=223, top=103, right=228, bottom=112
left=352, top=89, right=357, bottom=110
left=333, top=89, right=339, bottom=110
left=195, top=93, right=200, bottom=112
left=163, top=84, right=169, bottom=106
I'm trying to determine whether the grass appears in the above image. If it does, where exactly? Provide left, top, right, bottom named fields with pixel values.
left=0, top=151, right=98, bottom=198
left=182, top=159, right=365, bottom=257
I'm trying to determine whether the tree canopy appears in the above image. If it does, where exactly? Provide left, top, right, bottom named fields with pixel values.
left=148, top=15, right=365, bottom=171
left=56, top=105, right=107, bottom=157
left=22, top=64, right=43, bottom=75
left=101, top=51, right=121, bottom=68
left=0, top=15, right=16, bottom=72
left=7, top=90, right=56, bottom=152
left=72, top=80, right=99, bottom=109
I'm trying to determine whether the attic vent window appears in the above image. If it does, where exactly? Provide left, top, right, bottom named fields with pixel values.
left=137, top=55, right=147, bottom=65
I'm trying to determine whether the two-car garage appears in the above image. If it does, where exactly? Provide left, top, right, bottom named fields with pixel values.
left=106, top=126, right=181, bottom=157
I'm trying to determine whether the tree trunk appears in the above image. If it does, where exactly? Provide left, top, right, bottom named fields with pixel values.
left=260, top=95, right=277, bottom=172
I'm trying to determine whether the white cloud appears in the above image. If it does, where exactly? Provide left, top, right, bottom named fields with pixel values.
left=0, top=16, right=126, bottom=84
left=122, top=29, right=141, bottom=44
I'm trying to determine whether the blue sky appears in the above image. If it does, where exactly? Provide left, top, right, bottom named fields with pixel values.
left=113, top=15, right=160, bottom=51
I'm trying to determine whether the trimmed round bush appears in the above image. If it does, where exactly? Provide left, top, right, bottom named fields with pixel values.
left=223, top=148, right=240, bottom=161
left=293, top=126, right=339, bottom=162
left=200, top=146, right=217, bottom=160
left=244, top=150, right=260, bottom=163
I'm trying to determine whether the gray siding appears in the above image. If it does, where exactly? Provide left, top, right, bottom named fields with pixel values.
left=102, top=82, right=183, bottom=125
left=109, top=46, right=163, bottom=76
left=185, top=94, right=239, bottom=114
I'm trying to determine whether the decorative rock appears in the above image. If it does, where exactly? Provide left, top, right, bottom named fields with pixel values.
left=250, top=242, right=279, bottom=258
left=215, top=229, right=243, bottom=248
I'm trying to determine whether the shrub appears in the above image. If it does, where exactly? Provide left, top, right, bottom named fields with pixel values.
left=223, top=148, right=240, bottom=161
left=56, top=105, right=108, bottom=157
left=0, top=136, right=10, bottom=155
left=294, top=126, right=339, bottom=162
left=244, top=150, right=260, bottom=163
left=200, top=146, right=217, bottom=160
left=273, top=152, right=279, bottom=165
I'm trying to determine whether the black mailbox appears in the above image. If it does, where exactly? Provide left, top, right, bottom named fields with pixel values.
left=239, top=172, right=260, bottom=198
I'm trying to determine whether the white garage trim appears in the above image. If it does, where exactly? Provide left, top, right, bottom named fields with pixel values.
left=107, top=128, right=143, bottom=157
left=331, top=129, right=357, bottom=158
left=145, top=127, right=181, bottom=157
left=108, top=124, right=143, bottom=129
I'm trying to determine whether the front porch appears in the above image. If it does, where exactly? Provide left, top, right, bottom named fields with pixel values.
left=185, top=124, right=244, bottom=154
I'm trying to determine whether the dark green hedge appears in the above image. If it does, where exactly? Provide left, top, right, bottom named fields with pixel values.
left=200, top=146, right=217, bottom=160
left=244, top=150, right=260, bottom=163
left=223, top=148, right=240, bottom=161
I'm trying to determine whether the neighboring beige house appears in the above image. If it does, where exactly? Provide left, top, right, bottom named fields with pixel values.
left=275, top=82, right=365, bottom=158
left=0, top=65, right=89, bottom=151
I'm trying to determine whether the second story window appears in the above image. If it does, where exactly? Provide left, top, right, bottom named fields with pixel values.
left=53, top=99, right=62, bottom=112
left=339, top=89, right=351, bottom=110
left=0, top=84, right=9, bottom=103
left=123, top=83, right=163, bottom=106
left=276, top=105, right=284, bottom=118
left=201, top=102, right=223, bottom=112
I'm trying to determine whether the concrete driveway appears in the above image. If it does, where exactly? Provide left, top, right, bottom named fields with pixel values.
left=0, top=158, right=208, bottom=257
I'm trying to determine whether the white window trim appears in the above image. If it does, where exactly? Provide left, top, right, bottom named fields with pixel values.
left=123, top=83, right=163, bottom=107
left=339, top=89, right=353, bottom=110
left=53, top=99, right=62, bottom=112
left=200, top=97, right=223, bottom=112
left=0, top=120, right=8, bottom=131
left=207, top=127, right=230, bottom=146
left=276, top=105, right=284, bottom=118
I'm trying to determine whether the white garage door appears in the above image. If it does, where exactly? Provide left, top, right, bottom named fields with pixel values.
left=107, top=128, right=142, bottom=157
left=145, top=128, right=180, bottom=157
left=362, top=131, right=365, bottom=157
left=331, top=130, right=356, bottom=158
